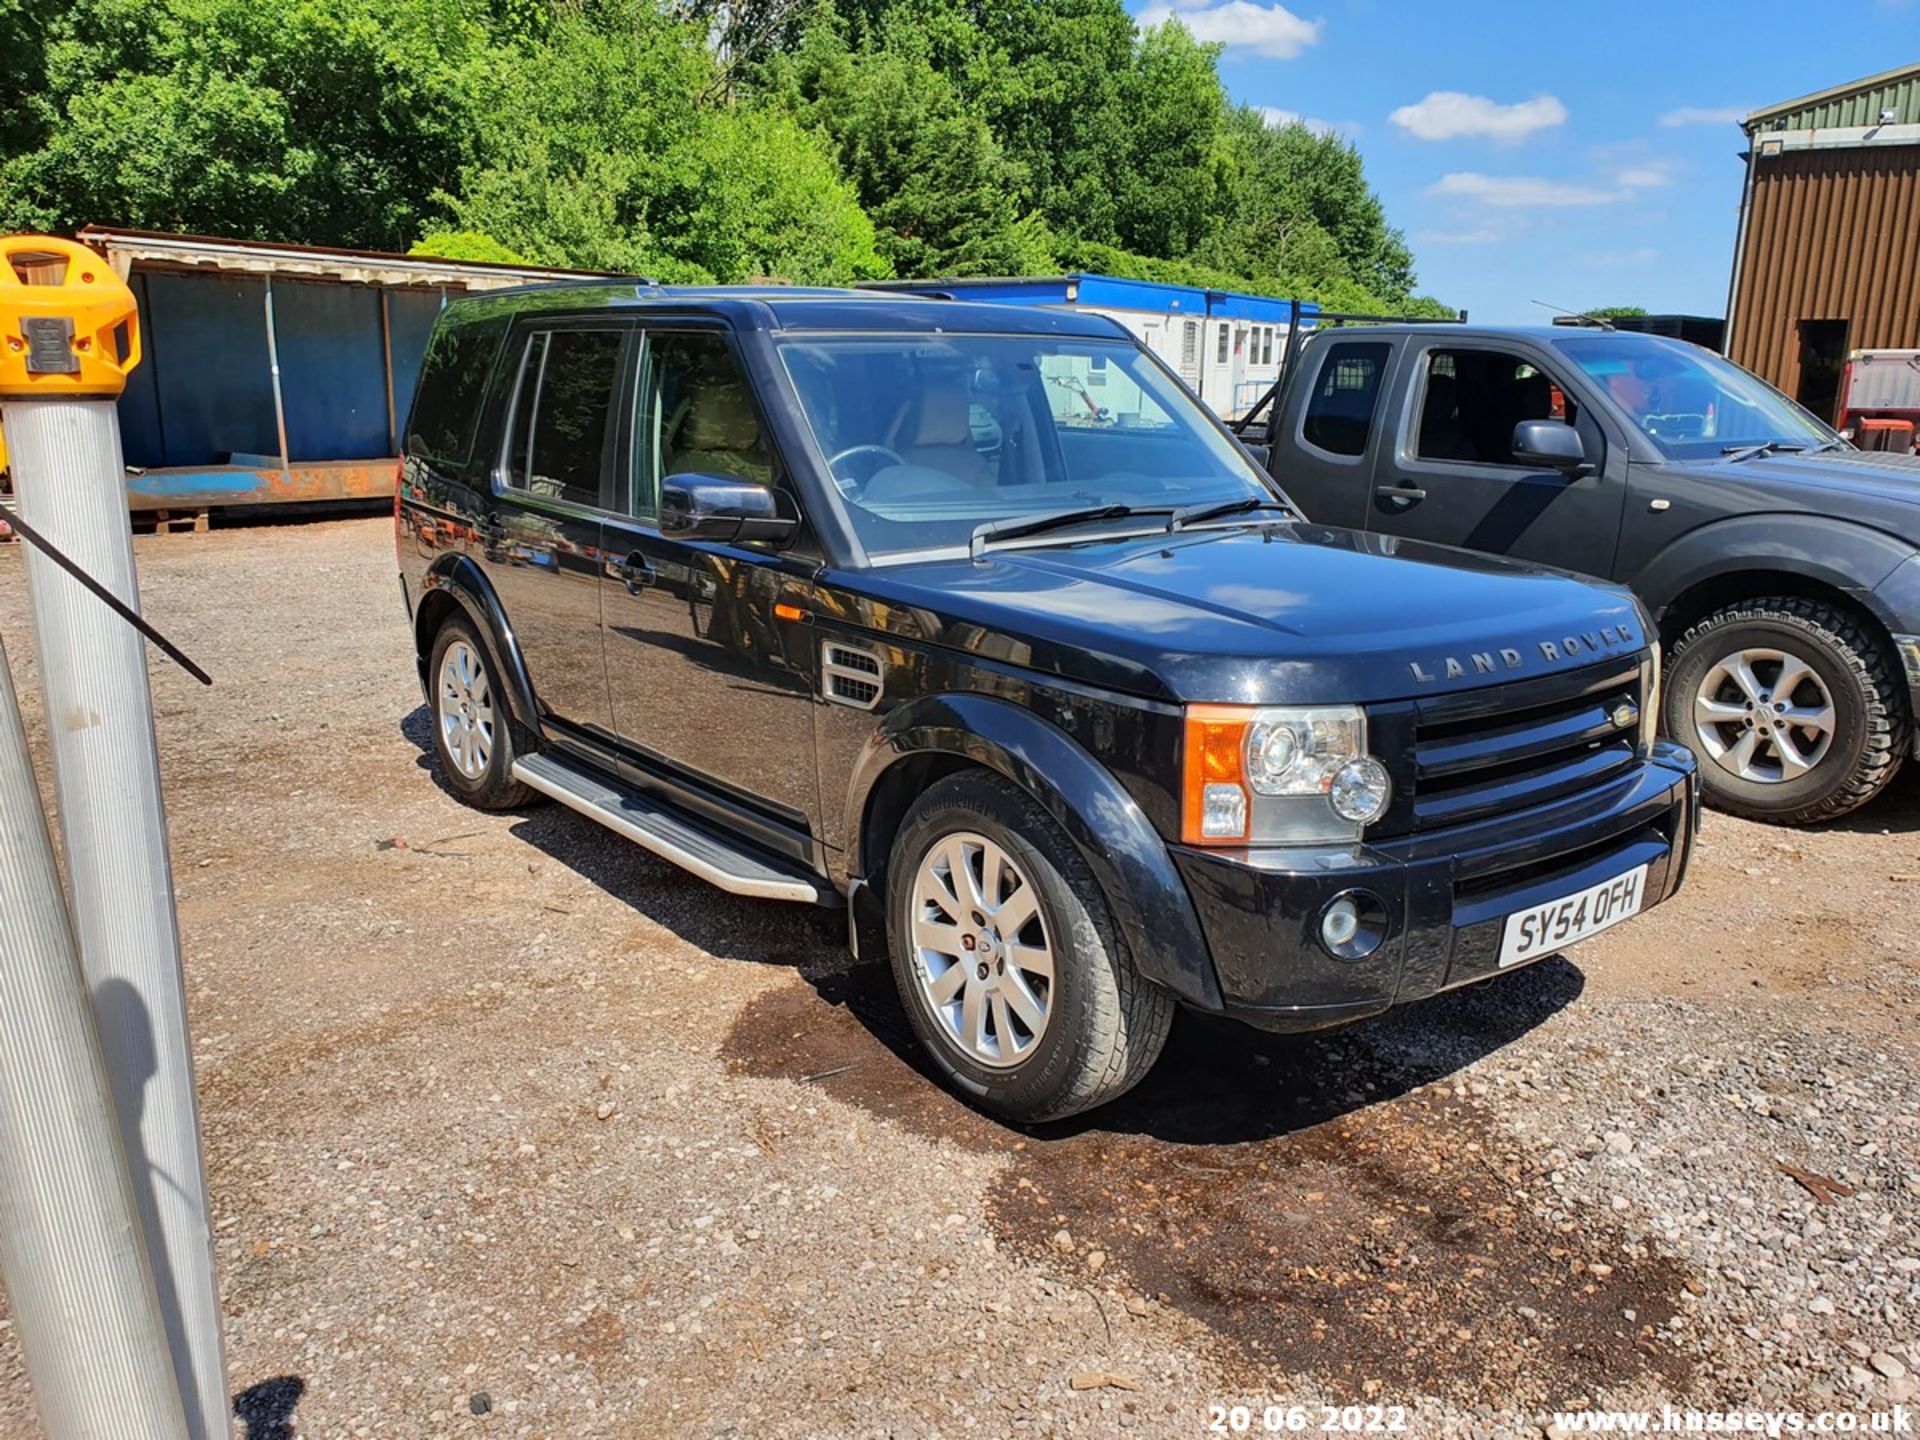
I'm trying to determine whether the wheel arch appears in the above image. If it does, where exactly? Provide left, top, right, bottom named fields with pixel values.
left=1656, top=568, right=1889, bottom=655
left=415, top=554, right=540, bottom=734
left=845, top=693, right=1222, bottom=1010
left=1639, top=516, right=1912, bottom=652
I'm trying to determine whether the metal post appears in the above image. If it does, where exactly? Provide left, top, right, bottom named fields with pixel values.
left=379, top=287, right=397, bottom=455
left=0, top=635, right=191, bottom=1440
left=1723, top=126, right=1758, bottom=359
left=0, top=235, right=229, bottom=1440
left=263, top=273, right=292, bottom=482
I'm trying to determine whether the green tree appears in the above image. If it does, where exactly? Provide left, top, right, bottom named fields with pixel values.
left=411, top=229, right=530, bottom=264
left=773, top=26, right=1050, bottom=277
left=1207, top=107, right=1417, bottom=307
left=0, top=0, right=58, bottom=158
left=447, top=0, right=884, bottom=281
left=1111, top=21, right=1229, bottom=258
left=1, top=0, right=489, bottom=247
left=1586, top=305, right=1649, bottom=318
left=965, top=0, right=1139, bottom=246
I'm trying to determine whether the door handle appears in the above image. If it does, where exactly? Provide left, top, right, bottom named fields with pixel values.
left=1374, top=484, right=1428, bottom=504
left=605, top=551, right=656, bottom=592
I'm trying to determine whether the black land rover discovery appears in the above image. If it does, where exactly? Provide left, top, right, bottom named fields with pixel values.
left=396, top=283, right=1698, bottom=1122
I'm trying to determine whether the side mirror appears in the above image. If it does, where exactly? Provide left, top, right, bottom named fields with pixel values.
left=1511, top=419, right=1592, bottom=475
left=1241, top=441, right=1272, bottom=472
left=660, top=474, right=799, bottom=544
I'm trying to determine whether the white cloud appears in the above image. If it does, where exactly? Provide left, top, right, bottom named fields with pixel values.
left=1428, top=172, right=1623, bottom=207
left=1612, top=161, right=1678, bottom=188
left=1658, top=105, right=1748, bottom=128
left=1254, top=105, right=1345, bottom=137
left=1415, top=226, right=1506, bottom=245
left=1137, top=1, right=1323, bottom=58
left=1389, top=91, right=1567, bottom=143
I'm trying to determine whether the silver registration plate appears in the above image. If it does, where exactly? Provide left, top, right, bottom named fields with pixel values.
left=1497, top=863, right=1649, bottom=969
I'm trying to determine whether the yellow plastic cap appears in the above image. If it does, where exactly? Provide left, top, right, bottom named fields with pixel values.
left=0, top=235, right=141, bottom=397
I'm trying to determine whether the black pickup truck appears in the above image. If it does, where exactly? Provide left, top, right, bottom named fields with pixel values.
left=1245, top=325, right=1920, bottom=825
left=396, top=285, right=1696, bottom=1121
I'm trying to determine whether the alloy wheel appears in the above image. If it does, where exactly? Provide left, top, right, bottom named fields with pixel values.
left=438, top=638, right=496, bottom=781
left=908, top=831, right=1053, bottom=1069
left=1692, top=645, right=1836, bottom=784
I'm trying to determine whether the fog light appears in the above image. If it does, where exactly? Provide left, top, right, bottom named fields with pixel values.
left=1319, top=889, right=1387, bottom=961
left=1322, top=897, right=1361, bottom=949
left=1328, top=756, right=1391, bottom=825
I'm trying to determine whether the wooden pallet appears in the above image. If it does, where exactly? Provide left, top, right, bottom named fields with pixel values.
left=137, top=507, right=211, bottom=536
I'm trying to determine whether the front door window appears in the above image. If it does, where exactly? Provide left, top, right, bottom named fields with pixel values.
left=1415, top=349, right=1579, bottom=466
left=631, top=331, right=774, bottom=516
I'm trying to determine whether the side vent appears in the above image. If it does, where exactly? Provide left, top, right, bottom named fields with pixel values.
left=822, top=641, right=885, bottom=710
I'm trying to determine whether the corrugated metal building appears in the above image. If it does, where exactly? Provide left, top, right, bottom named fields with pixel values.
left=70, top=227, right=620, bottom=514
left=1725, top=63, right=1920, bottom=422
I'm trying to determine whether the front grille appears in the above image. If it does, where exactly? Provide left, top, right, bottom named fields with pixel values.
left=1407, top=659, right=1644, bottom=830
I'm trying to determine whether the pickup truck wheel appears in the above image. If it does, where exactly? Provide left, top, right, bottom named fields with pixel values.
left=886, top=772, right=1174, bottom=1123
left=1664, top=596, right=1908, bottom=825
left=428, top=617, right=534, bottom=811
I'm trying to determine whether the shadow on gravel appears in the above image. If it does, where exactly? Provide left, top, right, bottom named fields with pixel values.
left=1810, top=761, right=1920, bottom=835
left=233, top=1375, right=305, bottom=1440
left=724, top=962, right=1696, bottom=1406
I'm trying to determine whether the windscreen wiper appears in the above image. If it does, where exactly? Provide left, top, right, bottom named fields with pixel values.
left=971, top=504, right=1178, bottom=558
left=1169, top=496, right=1295, bottom=531
left=1721, top=441, right=1808, bottom=463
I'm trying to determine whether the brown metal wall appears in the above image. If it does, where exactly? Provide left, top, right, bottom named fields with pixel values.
left=1729, top=144, right=1920, bottom=396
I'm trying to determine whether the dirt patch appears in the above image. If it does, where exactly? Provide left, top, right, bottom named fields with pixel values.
left=723, top=965, right=1696, bottom=1406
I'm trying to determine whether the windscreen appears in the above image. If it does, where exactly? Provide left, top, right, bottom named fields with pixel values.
left=777, top=335, right=1277, bottom=557
left=1552, top=334, right=1836, bottom=459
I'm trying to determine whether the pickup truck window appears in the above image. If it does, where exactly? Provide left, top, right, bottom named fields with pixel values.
left=1301, top=340, right=1391, bottom=458
left=631, top=331, right=774, bottom=517
left=1552, top=333, right=1834, bottom=458
left=1416, top=348, right=1579, bottom=465
left=502, top=329, right=623, bottom=508
left=778, top=334, right=1273, bottom=558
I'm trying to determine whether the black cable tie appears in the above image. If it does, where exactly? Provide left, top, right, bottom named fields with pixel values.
left=4, top=509, right=213, bottom=686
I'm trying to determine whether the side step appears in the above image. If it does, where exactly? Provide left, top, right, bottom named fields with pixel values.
left=512, top=752, right=838, bottom=906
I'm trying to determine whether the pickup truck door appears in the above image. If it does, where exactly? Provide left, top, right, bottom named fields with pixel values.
left=599, top=323, right=823, bottom=852
left=1263, top=336, right=1398, bottom=531
left=1362, top=338, right=1627, bottom=579
left=477, top=323, right=627, bottom=744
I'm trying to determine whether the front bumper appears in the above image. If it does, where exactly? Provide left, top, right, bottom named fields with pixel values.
left=1871, top=558, right=1920, bottom=754
left=1896, top=635, right=1920, bottom=756
left=1172, top=742, right=1699, bottom=1032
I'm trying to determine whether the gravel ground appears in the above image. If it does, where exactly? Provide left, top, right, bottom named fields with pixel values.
left=0, top=516, right=1914, bottom=1439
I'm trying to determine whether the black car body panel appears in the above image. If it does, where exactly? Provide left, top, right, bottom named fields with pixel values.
left=398, top=286, right=1696, bottom=1036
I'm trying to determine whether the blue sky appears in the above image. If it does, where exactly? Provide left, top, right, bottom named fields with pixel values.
left=1130, top=0, right=1920, bottom=322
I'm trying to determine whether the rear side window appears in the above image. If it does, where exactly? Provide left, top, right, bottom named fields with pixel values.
left=406, top=314, right=505, bottom=464
left=501, top=329, right=624, bottom=509
left=1301, top=340, right=1391, bottom=458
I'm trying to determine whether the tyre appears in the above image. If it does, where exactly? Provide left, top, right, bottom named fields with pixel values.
left=885, top=771, right=1175, bottom=1123
left=427, top=616, right=535, bottom=811
left=1664, top=596, right=1909, bottom=825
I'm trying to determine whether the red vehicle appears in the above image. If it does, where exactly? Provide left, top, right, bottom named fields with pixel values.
left=1836, top=349, right=1920, bottom=454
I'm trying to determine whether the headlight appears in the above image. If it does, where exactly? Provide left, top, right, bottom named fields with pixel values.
left=1182, top=703, right=1391, bottom=845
